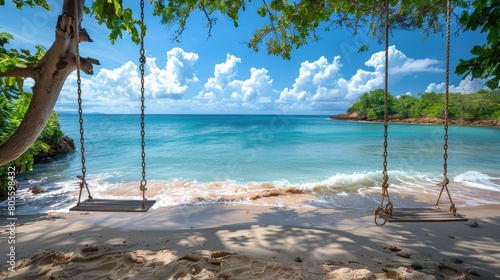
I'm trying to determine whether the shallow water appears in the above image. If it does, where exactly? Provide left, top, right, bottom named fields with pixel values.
left=3, top=114, right=500, bottom=214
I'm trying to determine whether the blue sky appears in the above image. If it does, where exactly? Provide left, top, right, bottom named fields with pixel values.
left=2, top=2, right=487, bottom=115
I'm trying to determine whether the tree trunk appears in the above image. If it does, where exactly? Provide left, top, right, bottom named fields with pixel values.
left=0, top=0, right=97, bottom=166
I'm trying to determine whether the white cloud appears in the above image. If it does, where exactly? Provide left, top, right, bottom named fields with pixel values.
left=365, top=46, right=442, bottom=74
left=56, top=48, right=199, bottom=113
left=425, top=75, right=485, bottom=94
left=276, top=46, right=444, bottom=112
left=197, top=54, right=276, bottom=110
left=338, top=45, right=443, bottom=100
left=53, top=45, right=454, bottom=114
left=198, top=54, right=241, bottom=100
left=146, top=47, right=199, bottom=98
left=278, top=56, right=343, bottom=103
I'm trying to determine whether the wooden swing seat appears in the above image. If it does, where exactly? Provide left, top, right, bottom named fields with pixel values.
left=374, top=208, right=468, bottom=223
left=69, top=199, right=156, bottom=212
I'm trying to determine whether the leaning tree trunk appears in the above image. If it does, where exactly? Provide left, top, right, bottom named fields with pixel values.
left=0, top=0, right=98, bottom=166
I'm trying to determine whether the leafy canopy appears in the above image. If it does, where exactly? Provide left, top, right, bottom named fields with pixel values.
left=456, top=0, right=500, bottom=89
left=1, top=0, right=498, bottom=88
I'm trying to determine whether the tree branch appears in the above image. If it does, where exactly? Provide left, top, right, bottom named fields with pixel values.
left=0, top=65, right=37, bottom=78
left=0, top=0, right=89, bottom=166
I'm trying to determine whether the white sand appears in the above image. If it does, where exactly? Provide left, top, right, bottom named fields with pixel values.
left=1, top=204, right=499, bottom=279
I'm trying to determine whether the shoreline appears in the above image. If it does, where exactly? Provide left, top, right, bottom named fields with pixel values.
left=2, top=204, right=499, bottom=279
left=330, top=114, right=500, bottom=127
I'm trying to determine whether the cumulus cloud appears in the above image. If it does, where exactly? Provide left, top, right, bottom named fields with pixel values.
left=56, top=48, right=199, bottom=113
left=276, top=45, right=443, bottom=112
left=425, top=75, right=485, bottom=94
left=278, top=56, right=343, bottom=103
left=53, top=45, right=454, bottom=114
left=197, top=54, right=276, bottom=110
left=337, top=45, right=443, bottom=99
left=197, top=54, right=241, bottom=100
left=146, top=47, right=199, bottom=98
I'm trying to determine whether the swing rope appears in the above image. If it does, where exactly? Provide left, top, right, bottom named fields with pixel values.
left=75, top=0, right=92, bottom=206
left=139, top=0, right=148, bottom=208
left=435, top=0, right=457, bottom=215
left=374, top=0, right=392, bottom=226
left=74, top=0, right=149, bottom=209
left=374, top=0, right=459, bottom=225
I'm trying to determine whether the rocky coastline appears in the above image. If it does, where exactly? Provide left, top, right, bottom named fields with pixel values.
left=34, top=135, right=76, bottom=163
left=331, top=112, right=500, bottom=127
left=0, top=135, right=75, bottom=200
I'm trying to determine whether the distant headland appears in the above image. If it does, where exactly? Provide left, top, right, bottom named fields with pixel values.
left=332, top=89, right=500, bottom=127
left=330, top=112, right=500, bottom=127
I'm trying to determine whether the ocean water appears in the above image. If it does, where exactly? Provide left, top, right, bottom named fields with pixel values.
left=3, top=114, right=500, bottom=214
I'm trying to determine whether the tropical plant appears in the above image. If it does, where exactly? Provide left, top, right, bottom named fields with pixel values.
left=0, top=31, right=64, bottom=191
left=346, top=89, right=500, bottom=121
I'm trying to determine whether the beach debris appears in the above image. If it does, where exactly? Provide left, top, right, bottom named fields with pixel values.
left=383, top=267, right=436, bottom=280
left=325, top=267, right=376, bottom=280
left=209, top=251, right=233, bottom=259
left=411, top=262, right=423, bottom=270
left=388, top=245, right=401, bottom=252
left=295, top=257, right=303, bottom=263
left=437, top=265, right=466, bottom=280
left=29, top=186, right=45, bottom=194
left=179, top=254, right=203, bottom=262
left=465, top=268, right=480, bottom=276
left=324, top=260, right=346, bottom=267
left=469, top=221, right=479, bottom=227
left=397, top=251, right=411, bottom=258
left=450, top=258, right=464, bottom=264
left=448, top=235, right=455, bottom=239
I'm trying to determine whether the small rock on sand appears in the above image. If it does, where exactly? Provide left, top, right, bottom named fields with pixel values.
left=325, top=267, right=376, bottom=280
left=397, top=251, right=411, bottom=258
left=383, top=267, right=436, bottom=280
left=469, top=221, right=479, bottom=227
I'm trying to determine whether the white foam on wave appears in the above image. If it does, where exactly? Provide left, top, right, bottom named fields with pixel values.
left=5, top=169, right=500, bottom=214
left=453, top=171, right=500, bottom=192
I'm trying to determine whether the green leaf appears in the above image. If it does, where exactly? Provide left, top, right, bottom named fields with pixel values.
left=485, top=78, right=499, bottom=90
left=113, top=0, right=122, bottom=16
left=470, top=45, right=484, bottom=55
left=257, top=7, right=266, bottom=17
left=358, top=44, right=368, bottom=53
left=15, top=62, right=27, bottom=68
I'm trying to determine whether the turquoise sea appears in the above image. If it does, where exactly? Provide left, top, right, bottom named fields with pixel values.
left=4, top=114, right=500, bottom=214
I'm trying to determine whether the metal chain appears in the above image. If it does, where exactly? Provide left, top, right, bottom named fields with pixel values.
left=75, top=0, right=92, bottom=205
left=436, top=0, right=456, bottom=215
left=375, top=0, right=392, bottom=226
left=139, top=0, right=148, bottom=208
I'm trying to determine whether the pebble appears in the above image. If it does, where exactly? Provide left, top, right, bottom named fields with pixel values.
left=465, top=268, right=480, bottom=276
left=29, top=186, right=45, bottom=194
left=397, top=251, right=411, bottom=258
left=388, top=245, right=401, bottom=252
left=295, top=257, right=302, bottom=263
left=469, top=221, right=479, bottom=227
left=411, top=262, right=423, bottom=270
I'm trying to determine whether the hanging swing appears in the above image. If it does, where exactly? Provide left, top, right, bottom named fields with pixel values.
left=69, top=0, right=155, bottom=212
left=373, top=0, right=467, bottom=225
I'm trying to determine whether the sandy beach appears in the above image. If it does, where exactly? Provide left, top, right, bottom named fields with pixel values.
left=1, top=204, right=499, bottom=279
